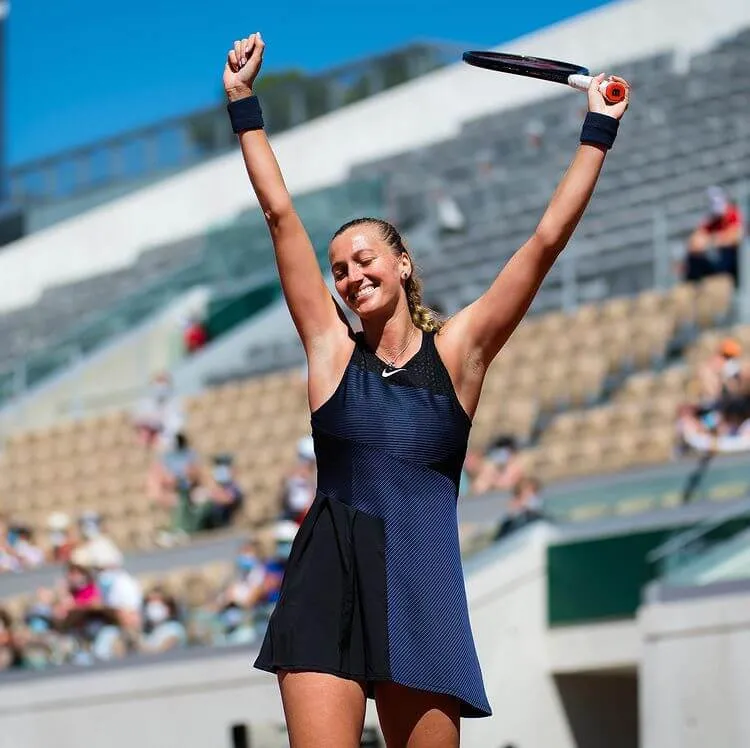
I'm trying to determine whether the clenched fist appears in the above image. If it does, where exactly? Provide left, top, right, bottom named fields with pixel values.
left=587, top=73, right=630, bottom=121
left=224, top=33, right=265, bottom=102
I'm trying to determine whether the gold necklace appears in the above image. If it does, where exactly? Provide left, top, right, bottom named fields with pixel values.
left=376, top=325, right=417, bottom=369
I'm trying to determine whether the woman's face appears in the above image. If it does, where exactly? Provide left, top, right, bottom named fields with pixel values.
left=329, top=226, right=410, bottom=320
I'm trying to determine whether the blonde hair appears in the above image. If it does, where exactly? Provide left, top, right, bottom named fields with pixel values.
left=331, top=217, right=444, bottom=333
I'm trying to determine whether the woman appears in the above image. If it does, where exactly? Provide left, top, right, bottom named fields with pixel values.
left=139, top=587, right=187, bottom=654
left=224, top=33, right=629, bottom=747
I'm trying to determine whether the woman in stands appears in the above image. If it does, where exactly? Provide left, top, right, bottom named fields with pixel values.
left=224, top=33, right=629, bottom=747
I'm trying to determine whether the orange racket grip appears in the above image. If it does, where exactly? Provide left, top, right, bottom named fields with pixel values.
left=567, top=74, right=627, bottom=103
left=601, top=79, right=626, bottom=103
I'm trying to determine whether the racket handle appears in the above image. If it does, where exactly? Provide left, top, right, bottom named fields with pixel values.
left=567, top=74, right=627, bottom=104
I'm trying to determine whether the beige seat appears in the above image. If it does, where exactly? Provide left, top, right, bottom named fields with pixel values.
left=696, top=274, right=734, bottom=328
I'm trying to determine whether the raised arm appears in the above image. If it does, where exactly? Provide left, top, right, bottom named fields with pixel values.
left=224, top=34, right=347, bottom=352
left=444, top=75, right=630, bottom=371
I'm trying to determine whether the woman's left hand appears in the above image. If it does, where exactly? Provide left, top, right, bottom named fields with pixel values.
left=588, top=73, right=630, bottom=120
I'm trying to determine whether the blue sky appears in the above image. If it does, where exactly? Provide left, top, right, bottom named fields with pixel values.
left=7, top=0, right=611, bottom=166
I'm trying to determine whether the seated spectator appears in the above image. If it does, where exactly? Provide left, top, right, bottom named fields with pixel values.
left=678, top=342, right=750, bottom=455
left=54, top=562, right=110, bottom=664
left=471, top=436, right=526, bottom=495
left=217, top=539, right=267, bottom=612
left=0, top=514, right=20, bottom=573
left=182, top=314, right=209, bottom=355
left=213, top=539, right=268, bottom=645
left=264, top=521, right=297, bottom=601
left=16, top=587, right=73, bottom=669
left=74, top=512, right=124, bottom=570
left=139, top=587, right=187, bottom=654
left=193, top=453, right=245, bottom=531
left=683, top=186, right=744, bottom=285
left=0, top=608, right=21, bottom=671
left=132, top=372, right=185, bottom=451
left=90, top=554, right=143, bottom=661
left=148, top=432, right=205, bottom=541
left=11, top=526, right=45, bottom=569
left=279, top=437, right=317, bottom=523
left=46, top=512, right=77, bottom=564
left=494, top=477, right=544, bottom=541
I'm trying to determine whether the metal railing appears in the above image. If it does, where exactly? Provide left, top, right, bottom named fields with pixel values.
left=646, top=499, right=750, bottom=577
left=8, top=42, right=462, bottom=208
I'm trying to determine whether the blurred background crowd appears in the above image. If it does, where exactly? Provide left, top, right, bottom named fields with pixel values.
left=0, top=13, right=748, bottom=747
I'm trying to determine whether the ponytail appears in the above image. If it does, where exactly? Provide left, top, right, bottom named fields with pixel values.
left=405, top=271, right=443, bottom=333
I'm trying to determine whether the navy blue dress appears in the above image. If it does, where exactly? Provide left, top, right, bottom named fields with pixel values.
left=255, top=331, right=491, bottom=718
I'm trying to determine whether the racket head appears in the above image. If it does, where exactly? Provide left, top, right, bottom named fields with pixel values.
left=462, top=51, right=589, bottom=85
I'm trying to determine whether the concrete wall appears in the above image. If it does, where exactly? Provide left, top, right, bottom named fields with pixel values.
left=1, top=0, right=749, bottom=314
left=0, top=287, right=208, bottom=436
left=639, top=586, right=750, bottom=748
left=0, top=648, right=383, bottom=748
left=0, top=525, right=565, bottom=748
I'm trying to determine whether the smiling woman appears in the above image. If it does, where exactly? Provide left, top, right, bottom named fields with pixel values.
left=223, top=30, right=629, bottom=748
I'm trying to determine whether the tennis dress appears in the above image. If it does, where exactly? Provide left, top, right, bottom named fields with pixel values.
left=254, top=331, right=491, bottom=718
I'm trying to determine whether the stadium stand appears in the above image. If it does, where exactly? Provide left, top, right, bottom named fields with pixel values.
left=3, top=9, right=750, bottom=747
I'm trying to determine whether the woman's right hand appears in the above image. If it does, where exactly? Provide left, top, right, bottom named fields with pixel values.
left=223, top=32, right=265, bottom=102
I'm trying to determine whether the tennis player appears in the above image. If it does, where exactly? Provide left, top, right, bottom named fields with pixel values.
left=223, top=32, right=629, bottom=748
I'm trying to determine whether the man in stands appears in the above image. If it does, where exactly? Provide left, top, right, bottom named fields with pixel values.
left=132, top=372, right=186, bottom=451
left=684, top=186, right=745, bottom=285
left=470, top=435, right=526, bottom=495
left=494, top=477, right=544, bottom=541
left=195, top=453, right=245, bottom=530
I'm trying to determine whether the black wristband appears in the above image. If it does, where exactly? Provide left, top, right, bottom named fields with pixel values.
left=227, top=95, right=264, bottom=134
left=580, top=111, right=619, bottom=150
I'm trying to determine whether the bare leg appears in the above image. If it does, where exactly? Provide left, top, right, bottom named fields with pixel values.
left=375, top=682, right=460, bottom=748
left=278, top=670, right=367, bottom=748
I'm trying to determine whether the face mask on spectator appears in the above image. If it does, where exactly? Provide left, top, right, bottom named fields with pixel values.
left=220, top=605, right=244, bottom=631
left=97, top=569, right=119, bottom=595
left=49, top=530, right=66, bottom=547
left=723, top=359, right=741, bottom=379
left=27, top=615, right=52, bottom=634
left=488, top=447, right=512, bottom=466
left=152, top=382, right=172, bottom=402
left=80, top=521, right=100, bottom=540
left=145, top=601, right=170, bottom=624
left=236, top=554, right=257, bottom=573
left=276, top=541, right=294, bottom=560
left=213, top=465, right=232, bottom=484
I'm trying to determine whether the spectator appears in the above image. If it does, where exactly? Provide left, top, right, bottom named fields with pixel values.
left=213, top=539, right=268, bottom=645
left=132, top=372, right=186, bottom=451
left=280, top=437, right=317, bottom=523
left=148, top=432, right=205, bottom=541
left=11, top=526, right=45, bottom=569
left=678, top=338, right=750, bottom=453
left=260, top=521, right=298, bottom=608
left=433, top=188, right=466, bottom=234
left=0, top=609, right=21, bottom=671
left=17, top=587, right=72, bottom=669
left=74, top=511, right=124, bottom=570
left=494, top=477, right=544, bottom=541
left=182, top=315, right=209, bottom=355
left=54, top=562, right=108, bottom=664
left=194, top=453, right=245, bottom=531
left=91, top=554, right=143, bottom=661
left=471, top=435, right=526, bottom=494
left=0, top=514, right=20, bottom=573
left=683, top=186, right=744, bottom=285
left=139, top=587, right=187, bottom=654
left=46, top=512, right=77, bottom=564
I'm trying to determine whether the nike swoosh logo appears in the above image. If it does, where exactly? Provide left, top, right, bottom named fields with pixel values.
left=381, top=368, right=406, bottom=378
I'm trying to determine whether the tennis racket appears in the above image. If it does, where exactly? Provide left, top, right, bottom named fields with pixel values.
left=462, top=51, right=627, bottom=104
